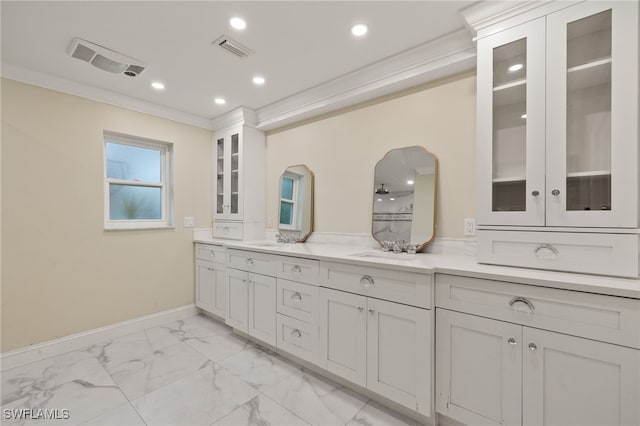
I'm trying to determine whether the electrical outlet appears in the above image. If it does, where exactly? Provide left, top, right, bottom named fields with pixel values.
left=183, top=216, right=195, bottom=228
left=464, top=218, right=476, bottom=236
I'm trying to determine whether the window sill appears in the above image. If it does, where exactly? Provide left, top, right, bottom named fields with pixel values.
left=104, top=224, right=175, bottom=231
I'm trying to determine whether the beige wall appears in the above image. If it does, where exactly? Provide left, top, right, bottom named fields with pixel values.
left=1, top=79, right=212, bottom=352
left=266, top=72, right=476, bottom=239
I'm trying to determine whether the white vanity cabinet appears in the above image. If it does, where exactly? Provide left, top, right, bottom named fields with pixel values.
left=319, top=262, right=433, bottom=416
left=225, top=250, right=277, bottom=345
left=435, top=274, right=640, bottom=426
left=475, top=1, right=640, bottom=277
left=212, top=119, right=265, bottom=240
left=195, top=243, right=227, bottom=318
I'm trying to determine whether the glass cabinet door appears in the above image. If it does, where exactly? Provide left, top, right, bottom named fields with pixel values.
left=230, top=133, right=239, bottom=215
left=216, top=137, right=225, bottom=215
left=546, top=1, right=638, bottom=227
left=477, top=18, right=546, bottom=226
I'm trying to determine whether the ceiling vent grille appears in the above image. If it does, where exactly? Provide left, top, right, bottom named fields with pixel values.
left=213, top=35, right=254, bottom=58
left=67, top=38, right=147, bottom=77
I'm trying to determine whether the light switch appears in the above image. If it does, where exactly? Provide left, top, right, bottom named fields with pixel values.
left=183, top=217, right=195, bottom=228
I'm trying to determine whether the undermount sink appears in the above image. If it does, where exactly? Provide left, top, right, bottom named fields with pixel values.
left=350, top=251, right=419, bottom=261
left=244, top=241, right=285, bottom=247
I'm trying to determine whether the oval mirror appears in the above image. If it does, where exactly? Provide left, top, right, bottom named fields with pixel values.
left=372, top=146, right=438, bottom=252
left=278, top=164, right=314, bottom=242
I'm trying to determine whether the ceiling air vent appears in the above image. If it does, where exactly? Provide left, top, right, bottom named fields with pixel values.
left=213, top=34, right=254, bottom=58
left=67, top=38, right=147, bottom=77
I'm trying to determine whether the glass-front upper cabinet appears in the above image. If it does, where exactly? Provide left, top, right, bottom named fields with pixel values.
left=546, top=1, right=637, bottom=228
left=214, top=129, right=243, bottom=220
left=477, top=18, right=546, bottom=226
left=478, top=1, right=637, bottom=229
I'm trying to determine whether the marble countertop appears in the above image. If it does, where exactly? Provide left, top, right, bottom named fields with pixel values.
left=194, top=238, right=640, bottom=299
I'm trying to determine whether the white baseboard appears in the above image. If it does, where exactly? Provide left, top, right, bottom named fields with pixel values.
left=0, top=304, right=199, bottom=371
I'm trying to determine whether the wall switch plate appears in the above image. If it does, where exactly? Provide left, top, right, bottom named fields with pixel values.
left=183, top=217, right=195, bottom=228
left=464, top=218, right=476, bottom=236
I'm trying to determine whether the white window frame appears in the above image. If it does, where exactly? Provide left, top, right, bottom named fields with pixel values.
left=103, top=132, right=174, bottom=230
left=279, top=172, right=300, bottom=231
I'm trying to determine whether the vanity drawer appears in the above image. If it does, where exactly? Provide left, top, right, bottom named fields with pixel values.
left=195, top=243, right=226, bottom=263
left=320, top=261, right=432, bottom=309
left=436, top=274, right=640, bottom=349
left=212, top=221, right=243, bottom=240
left=277, top=256, right=320, bottom=286
left=277, top=279, right=318, bottom=324
left=477, top=229, right=639, bottom=278
left=227, top=249, right=276, bottom=276
left=276, top=314, right=319, bottom=365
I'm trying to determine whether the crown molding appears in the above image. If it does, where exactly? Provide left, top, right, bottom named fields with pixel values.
left=460, top=0, right=582, bottom=40
left=1, top=62, right=214, bottom=130
left=210, top=106, right=259, bottom=131
left=253, top=28, right=476, bottom=131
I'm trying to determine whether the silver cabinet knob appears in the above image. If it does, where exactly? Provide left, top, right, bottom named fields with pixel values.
left=508, top=338, right=517, bottom=346
left=241, top=279, right=247, bottom=284
left=360, top=275, right=375, bottom=288
left=528, top=342, right=538, bottom=352
left=531, top=190, right=540, bottom=197
left=551, top=189, right=560, bottom=196
left=290, top=329, right=302, bottom=338
left=245, top=258, right=254, bottom=265
left=357, top=306, right=364, bottom=312
left=368, top=309, right=375, bottom=315
left=290, top=292, right=302, bottom=302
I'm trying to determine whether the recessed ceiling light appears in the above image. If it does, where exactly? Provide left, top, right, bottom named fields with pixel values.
left=351, top=24, right=368, bottom=37
left=407, top=180, right=414, bottom=185
left=509, top=63, right=524, bottom=72
left=151, top=81, right=165, bottom=90
left=229, top=17, right=246, bottom=30
left=214, top=97, right=226, bottom=105
left=252, top=76, right=265, bottom=85
left=389, top=197, right=395, bottom=201
left=377, top=198, right=382, bottom=202
left=521, top=113, right=527, bottom=119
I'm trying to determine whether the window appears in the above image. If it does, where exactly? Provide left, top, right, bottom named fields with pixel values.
left=104, top=132, right=173, bottom=230
left=279, top=172, right=300, bottom=230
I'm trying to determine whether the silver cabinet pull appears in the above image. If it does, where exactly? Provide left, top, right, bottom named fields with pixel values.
left=241, top=279, right=247, bottom=284
left=368, top=309, right=375, bottom=315
left=290, top=329, right=302, bottom=338
left=290, top=265, right=302, bottom=273
left=531, top=190, right=540, bottom=197
left=509, top=296, right=535, bottom=313
left=508, top=337, right=517, bottom=346
left=290, top=292, right=302, bottom=302
left=535, top=243, right=558, bottom=261
left=528, top=342, right=538, bottom=352
left=245, top=258, right=254, bottom=265
left=210, top=250, right=216, bottom=256
left=360, top=275, right=374, bottom=287
left=551, top=189, right=560, bottom=196
left=357, top=306, right=364, bottom=312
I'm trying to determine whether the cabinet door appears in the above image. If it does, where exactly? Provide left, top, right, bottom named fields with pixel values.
left=213, top=129, right=243, bottom=220
left=319, top=288, right=367, bottom=386
left=436, top=309, right=522, bottom=426
left=546, top=1, right=638, bottom=227
left=523, top=327, right=640, bottom=426
left=366, top=298, right=431, bottom=415
left=477, top=18, right=546, bottom=226
left=248, top=273, right=276, bottom=346
left=225, top=268, right=248, bottom=332
left=210, top=265, right=227, bottom=318
left=195, top=259, right=215, bottom=313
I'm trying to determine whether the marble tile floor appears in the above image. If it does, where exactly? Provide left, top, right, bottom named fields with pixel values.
left=1, top=314, right=422, bottom=426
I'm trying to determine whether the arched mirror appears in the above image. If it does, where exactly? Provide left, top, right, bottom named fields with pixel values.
left=372, top=146, right=438, bottom=252
left=278, top=164, right=314, bottom=242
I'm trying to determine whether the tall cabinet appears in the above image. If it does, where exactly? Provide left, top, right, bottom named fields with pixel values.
left=473, top=1, right=639, bottom=277
left=212, top=108, right=265, bottom=240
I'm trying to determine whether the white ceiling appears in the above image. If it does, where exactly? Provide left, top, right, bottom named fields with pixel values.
left=1, top=1, right=475, bottom=125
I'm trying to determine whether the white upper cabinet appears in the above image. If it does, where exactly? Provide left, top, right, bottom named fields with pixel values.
left=477, top=1, right=638, bottom=229
left=477, top=18, right=546, bottom=226
left=214, top=129, right=243, bottom=220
